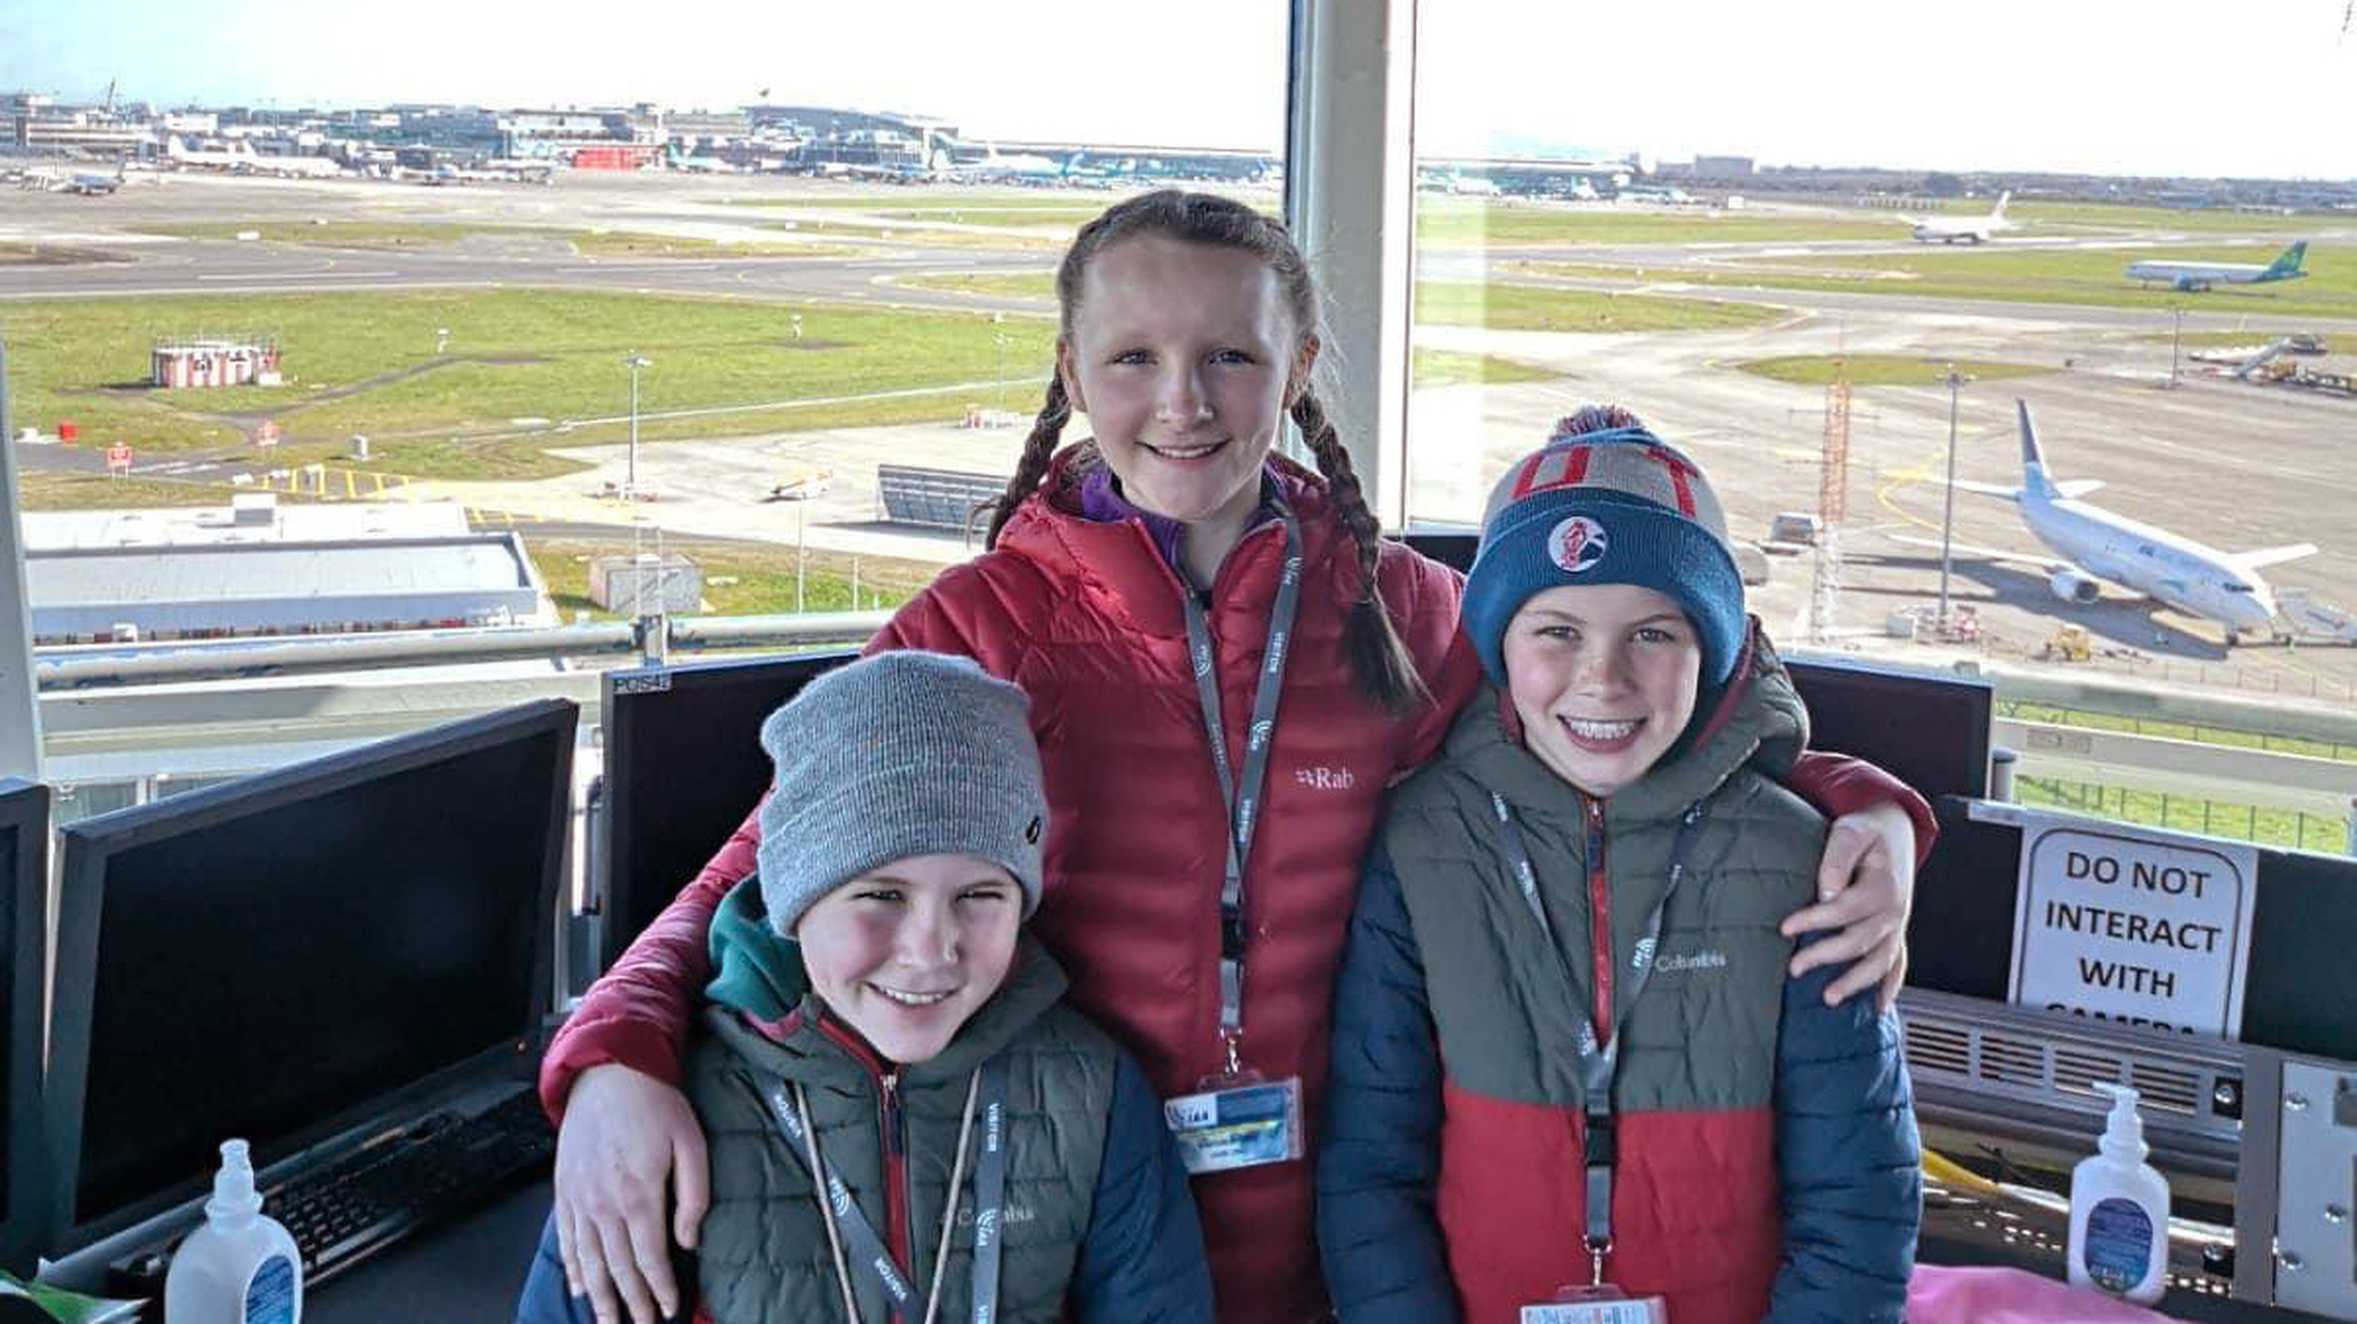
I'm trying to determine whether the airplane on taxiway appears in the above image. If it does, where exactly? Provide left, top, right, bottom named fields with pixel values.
left=1912, top=191, right=2013, bottom=244
left=2127, top=242, right=2307, bottom=292
left=1909, top=400, right=2317, bottom=645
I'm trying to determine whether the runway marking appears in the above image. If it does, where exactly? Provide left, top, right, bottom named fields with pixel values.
left=194, top=269, right=399, bottom=281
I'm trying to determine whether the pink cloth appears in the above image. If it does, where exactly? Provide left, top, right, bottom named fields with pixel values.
left=1910, top=1266, right=2181, bottom=1324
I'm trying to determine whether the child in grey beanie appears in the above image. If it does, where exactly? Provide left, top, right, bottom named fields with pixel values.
left=518, top=647, right=1216, bottom=1320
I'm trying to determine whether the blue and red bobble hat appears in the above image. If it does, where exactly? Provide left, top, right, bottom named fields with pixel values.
left=1462, top=405, right=1746, bottom=689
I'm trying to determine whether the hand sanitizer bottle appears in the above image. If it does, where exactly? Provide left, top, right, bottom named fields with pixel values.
left=164, top=1140, right=303, bottom=1323
left=2066, top=1083, right=2170, bottom=1306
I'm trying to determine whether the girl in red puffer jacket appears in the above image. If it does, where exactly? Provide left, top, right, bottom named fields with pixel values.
left=536, top=191, right=1933, bottom=1324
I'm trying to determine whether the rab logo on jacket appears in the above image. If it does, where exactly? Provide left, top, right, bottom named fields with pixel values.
left=1548, top=515, right=1609, bottom=574
left=1294, top=766, right=1357, bottom=791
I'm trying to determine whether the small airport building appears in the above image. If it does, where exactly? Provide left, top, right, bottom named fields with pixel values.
left=20, top=496, right=552, bottom=646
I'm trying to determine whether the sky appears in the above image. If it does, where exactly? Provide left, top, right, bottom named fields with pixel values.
left=4, top=0, right=2354, bottom=180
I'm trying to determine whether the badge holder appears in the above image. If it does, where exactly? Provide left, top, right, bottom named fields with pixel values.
left=1160, top=1029, right=1304, bottom=1176
left=1518, top=1243, right=1669, bottom=1324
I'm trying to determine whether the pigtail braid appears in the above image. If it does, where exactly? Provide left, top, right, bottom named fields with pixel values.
left=1293, top=390, right=1431, bottom=714
left=981, top=377, right=1071, bottom=549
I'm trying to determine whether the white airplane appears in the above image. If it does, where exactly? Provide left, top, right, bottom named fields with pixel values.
left=1921, top=400, right=2317, bottom=645
left=1912, top=191, right=2012, bottom=244
left=2127, top=241, right=2307, bottom=292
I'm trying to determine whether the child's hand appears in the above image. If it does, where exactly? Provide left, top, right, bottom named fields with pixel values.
left=1780, top=800, right=1916, bottom=1011
left=553, top=1063, right=711, bottom=1324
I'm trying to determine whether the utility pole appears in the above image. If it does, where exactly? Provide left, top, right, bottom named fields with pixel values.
left=1936, top=364, right=1974, bottom=628
left=2169, top=308, right=2184, bottom=389
left=620, top=352, right=653, bottom=498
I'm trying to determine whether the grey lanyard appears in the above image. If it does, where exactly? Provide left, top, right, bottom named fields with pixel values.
left=1486, top=791, right=1705, bottom=1279
left=1179, top=505, right=1305, bottom=1069
left=761, top=1056, right=1012, bottom=1324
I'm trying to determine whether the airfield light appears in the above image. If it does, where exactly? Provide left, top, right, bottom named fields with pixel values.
left=1936, top=365, right=1975, bottom=628
left=622, top=353, right=654, bottom=499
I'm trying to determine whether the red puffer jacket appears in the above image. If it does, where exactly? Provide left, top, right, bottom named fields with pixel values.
left=540, top=450, right=1933, bottom=1323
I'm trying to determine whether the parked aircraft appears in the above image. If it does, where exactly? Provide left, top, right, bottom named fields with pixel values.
left=1923, top=400, right=2317, bottom=644
left=65, top=171, right=121, bottom=195
left=1912, top=191, right=2012, bottom=243
left=2127, top=242, right=2308, bottom=292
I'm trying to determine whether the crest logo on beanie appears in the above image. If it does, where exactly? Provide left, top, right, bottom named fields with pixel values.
left=1548, top=515, right=1609, bottom=574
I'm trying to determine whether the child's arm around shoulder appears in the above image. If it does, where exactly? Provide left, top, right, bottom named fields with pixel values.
left=1315, top=838, right=1462, bottom=1324
left=1070, top=1049, right=1214, bottom=1324
left=1768, top=938, right=1923, bottom=1324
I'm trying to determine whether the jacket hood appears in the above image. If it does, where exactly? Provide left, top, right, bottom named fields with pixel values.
left=703, top=875, right=1069, bottom=1086
left=992, top=443, right=1357, bottom=637
left=1447, top=618, right=1811, bottom=827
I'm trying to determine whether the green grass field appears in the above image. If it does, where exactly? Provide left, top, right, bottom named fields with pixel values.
left=132, top=221, right=864, bottom=260
left=1999, top=700, right=2357, bottom=763
left=1525, top=242, right=2357, bottom=318
left=529, top=538, right=929, bottom=619
left=1995, top=202, right=2331, bottom=234
left=1414, top=281, right=1779, bottom=333
left=14, top=471, right=315, bottom=510
left=2017, top=776, right=2345, bottom=854
left=1415, top=199, right=1909, bottom=249
left=898, top=271, right=1057, bottom=299
left=1736, top=354, right=2053, bottom=387
left=1410, top=349, right=1560, bottom=387
left=0, top=289, right=1056, bottom=483
left=0, top=243, right=134, bottom=266
left=897, top=270, right=1777, bottom=333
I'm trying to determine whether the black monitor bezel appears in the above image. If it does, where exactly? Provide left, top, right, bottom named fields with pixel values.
left=43, top=700, right=575, bottom=1251
left=598, top=649, right=858, bottom=971
left=0, top=778, right=50, bottom=1278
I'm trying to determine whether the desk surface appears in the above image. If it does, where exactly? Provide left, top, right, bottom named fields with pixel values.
left=309, top=1182, right=546, bottom=1324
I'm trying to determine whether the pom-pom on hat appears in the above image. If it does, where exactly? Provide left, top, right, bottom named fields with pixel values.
left=1462, top=408, right=1745, bottom=689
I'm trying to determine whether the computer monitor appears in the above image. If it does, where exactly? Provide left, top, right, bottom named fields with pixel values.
left=0, top=779, right=50, bottom=1278
left=1783, top=655, right=1994, bottom=809
left=44, top=700, right=575, bottom=1249
left=599, top=650, right=857, bottom=969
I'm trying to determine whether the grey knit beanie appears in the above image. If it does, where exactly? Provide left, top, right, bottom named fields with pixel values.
left=756, top=652, right=1047, bottom=937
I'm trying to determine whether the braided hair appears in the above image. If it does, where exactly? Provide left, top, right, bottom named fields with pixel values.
left=979, top=189, right=1429, bottom=713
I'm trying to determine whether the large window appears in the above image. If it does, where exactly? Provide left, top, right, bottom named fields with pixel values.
left=1, top=2, right=1288, bottom=776
left=1406, top=0, right=2357, bottom=849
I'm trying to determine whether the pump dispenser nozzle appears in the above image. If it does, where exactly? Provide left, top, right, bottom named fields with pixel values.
left=2092, top=1083, right=2149, bottom=1164
left=205, top=1138, right=263, bottom=1221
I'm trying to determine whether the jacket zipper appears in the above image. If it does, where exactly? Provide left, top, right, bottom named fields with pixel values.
left=816, top=1015, right=913, bottom=1324
left=1582, top=794, right=1614, bottom=1044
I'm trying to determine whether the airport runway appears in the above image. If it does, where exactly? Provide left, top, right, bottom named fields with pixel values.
left=5, top=170, right=2353, bottom=701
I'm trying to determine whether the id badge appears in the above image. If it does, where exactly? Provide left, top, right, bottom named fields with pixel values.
left=1161, top=1074, right=1304, bottom=1175
left=1520, top=1286, right=1669, bottom=1324
left=1520, top=1306, right=1666, bottom=1324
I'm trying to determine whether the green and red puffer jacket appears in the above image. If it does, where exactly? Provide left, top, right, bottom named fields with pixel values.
left=1317, top=629, right=1922, bottom=1324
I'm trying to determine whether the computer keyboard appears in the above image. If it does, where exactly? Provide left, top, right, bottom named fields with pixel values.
left=108, top=1088, right=554, bottom=1297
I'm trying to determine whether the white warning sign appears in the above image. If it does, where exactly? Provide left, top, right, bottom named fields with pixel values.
left=2008, top=812, right=2257, bottom=1039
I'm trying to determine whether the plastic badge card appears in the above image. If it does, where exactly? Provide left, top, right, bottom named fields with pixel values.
left=1521, top=1292, right=1669, bottom=1324
left=1161, top=1075, right=1304, bottom=1175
